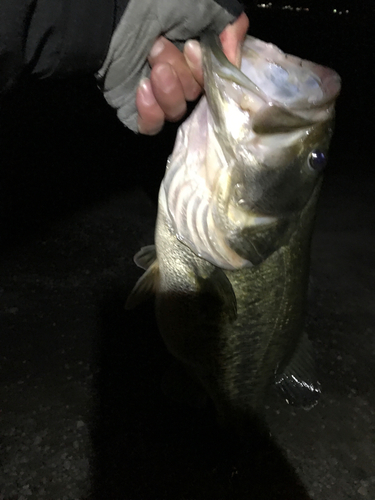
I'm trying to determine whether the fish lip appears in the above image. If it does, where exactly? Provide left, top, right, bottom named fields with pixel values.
left=200, top=31, right=267, bottom=100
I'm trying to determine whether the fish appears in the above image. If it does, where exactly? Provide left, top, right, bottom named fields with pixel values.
left=126, top=33, right=341, bottom=431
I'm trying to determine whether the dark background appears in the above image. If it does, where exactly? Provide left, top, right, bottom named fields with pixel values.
left=0, top=1, right=372, bottom=246
left=0, top=2, right=374, bottom=499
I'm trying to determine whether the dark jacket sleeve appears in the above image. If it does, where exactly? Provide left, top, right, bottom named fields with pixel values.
left=0, top=0, right=129, bottom=94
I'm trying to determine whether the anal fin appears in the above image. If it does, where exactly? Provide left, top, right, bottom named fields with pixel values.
left=275, top=332, right=321, bottom=410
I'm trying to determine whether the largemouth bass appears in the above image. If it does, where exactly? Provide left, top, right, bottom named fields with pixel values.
left=127, top=34, right=340, bottom=430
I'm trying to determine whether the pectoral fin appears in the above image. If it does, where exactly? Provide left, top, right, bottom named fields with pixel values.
left=125, top=259, right=159, bottom=310
left=228, top=217, right=296, bottom=266
left=195, top=267, right=237, bottom=322
left=134, top=245, right=157, bottom=270
left=275, top=332, right=321, bottom=410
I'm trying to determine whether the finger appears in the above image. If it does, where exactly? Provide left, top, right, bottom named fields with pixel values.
left=149, top=37, right=202, bottom=102
left=136, top=78, right=165, bottom=135
left=149, top=63, right=187, bottom=122
left=184, top=12, right=249, bottom=84
left=220, top=12, right=249, bottom=66
left=184, top=40, right=203, bottom=87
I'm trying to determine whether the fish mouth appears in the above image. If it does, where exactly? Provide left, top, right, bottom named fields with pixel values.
left=240, top=36, right=341, bottom=110
left=201, top=33, right=341, bottom=133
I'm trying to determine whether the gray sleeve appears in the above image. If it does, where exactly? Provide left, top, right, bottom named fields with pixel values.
left=0, top=0, right=117, bottom=95
left=96, top=0, right=243, bottom=132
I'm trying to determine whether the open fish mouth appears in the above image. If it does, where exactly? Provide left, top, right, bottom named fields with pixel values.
left=239, top=36, right=341, bottom=109
left=201, top=32, right=341, bottom=136
left=201, top=32, right=341, bottom=108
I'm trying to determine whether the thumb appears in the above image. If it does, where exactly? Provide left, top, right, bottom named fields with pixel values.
left=219, top=12, right=249, bottom=67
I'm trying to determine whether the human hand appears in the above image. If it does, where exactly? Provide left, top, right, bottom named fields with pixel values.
left=137, top=12, right=249, bottom=134
left=96, top=0, right=248, bottom=134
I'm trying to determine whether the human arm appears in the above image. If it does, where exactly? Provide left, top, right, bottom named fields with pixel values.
left=0, top=0, right=248, bottom=135
left=96, top=0, right=248, bottom=133
left=0, top=0, right=122, bottom=94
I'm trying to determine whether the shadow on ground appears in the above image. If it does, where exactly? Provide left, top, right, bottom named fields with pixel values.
left=90, top=286, right=311, bottom=500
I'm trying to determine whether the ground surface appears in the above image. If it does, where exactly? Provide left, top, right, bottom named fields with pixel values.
left=1, top=164, right=374, bottom=500
left=0, top=4, right=374, bottom=500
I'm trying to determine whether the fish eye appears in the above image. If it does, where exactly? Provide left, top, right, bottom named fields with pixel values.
left=308, top=149, right=328, bottom=172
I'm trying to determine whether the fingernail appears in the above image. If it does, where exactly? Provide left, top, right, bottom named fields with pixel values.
left=149, top=37, right=165, bottom=59
left=138, top=121, right=162, bottom=136
left=138, top=78, right=156, bottom=106
left=154, top=64, right=176, bottom=93
left=184, top=40, right=202, bottom=68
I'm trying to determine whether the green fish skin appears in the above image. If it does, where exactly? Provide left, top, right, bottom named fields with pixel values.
left=126, top=34, right=341, bottom=432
